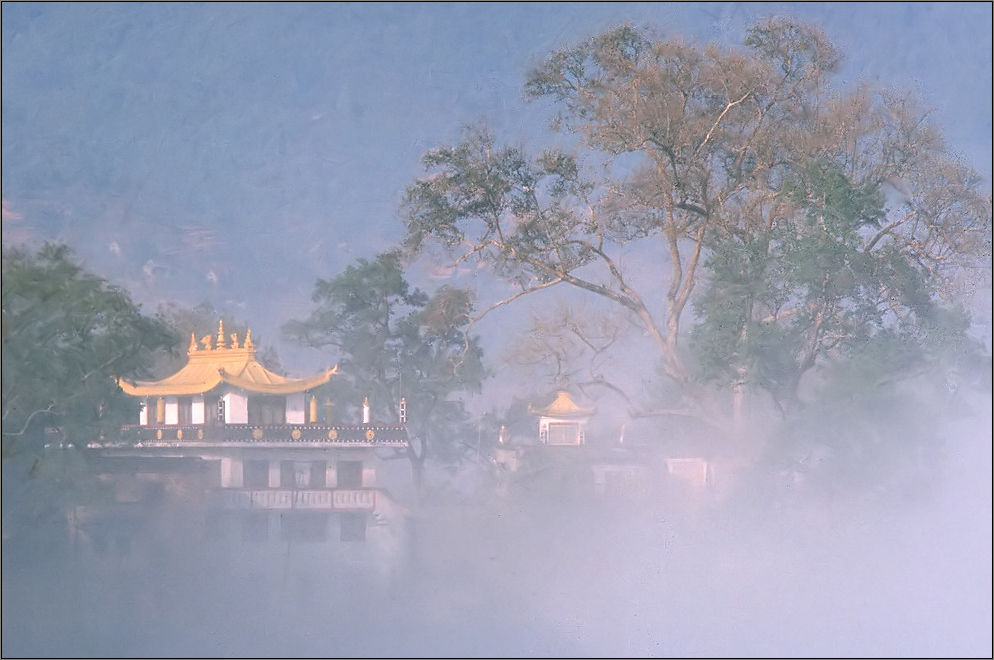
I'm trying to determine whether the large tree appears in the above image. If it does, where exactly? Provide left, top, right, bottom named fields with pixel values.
left=283, top=251, right=486, bottom=491
left=2, top=242, right=178, bottom=456
left=401, top=20, right=991, bottom=437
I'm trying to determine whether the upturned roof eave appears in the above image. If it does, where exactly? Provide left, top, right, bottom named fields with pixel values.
left=118, top=358, right=337, bottom=397
left=528, top=390, right=596, bottom=418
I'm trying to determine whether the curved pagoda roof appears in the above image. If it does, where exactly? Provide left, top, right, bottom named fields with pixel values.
left=528, top=390, right=595, bottom=418
left=119, top=321, right=336, bottom=397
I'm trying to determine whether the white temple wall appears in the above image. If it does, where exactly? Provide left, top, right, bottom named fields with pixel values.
left=220, top=457, right=243, bottom=488
left=224, top=390, right=248, bottom=424
left=286, top=392, right=306, bottom=425
left=191, top=395, right=205, bottom=425
left=164, top=397, right=179, bottom=425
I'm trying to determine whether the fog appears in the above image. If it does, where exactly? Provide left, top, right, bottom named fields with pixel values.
left=3, top=387, right=990, bottom=658
left=3, top=4, right=991, bottom=658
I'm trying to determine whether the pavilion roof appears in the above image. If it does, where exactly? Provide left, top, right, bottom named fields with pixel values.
left=528, top=390, right=595, bottom=418
left=119, top=321, right=336, bottom=397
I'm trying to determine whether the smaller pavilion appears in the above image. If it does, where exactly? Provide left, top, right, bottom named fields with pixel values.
left=528, top=390, right=595, bottom=446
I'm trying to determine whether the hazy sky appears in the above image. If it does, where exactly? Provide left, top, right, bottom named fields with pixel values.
left=3, top=2, right=992, bottom=375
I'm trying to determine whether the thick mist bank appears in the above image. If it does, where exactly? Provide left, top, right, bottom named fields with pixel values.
left=3, top=402, right=990, bottom=658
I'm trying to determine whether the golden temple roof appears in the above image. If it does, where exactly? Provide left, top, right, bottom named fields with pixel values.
left=528, top=390, right=595, bottom=418
left=119, top=321, right=336, bottom=397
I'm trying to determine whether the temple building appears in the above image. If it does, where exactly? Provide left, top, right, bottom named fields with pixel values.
left=528, top=390, right=595, bottom=446
left=491, top=388, right=714, bottom=503
left=121, top=321, right=335, bottom=430
left=79, top=321, right=413, bottom=590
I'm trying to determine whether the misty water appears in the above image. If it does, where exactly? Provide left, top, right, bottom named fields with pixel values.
left=3, top=396, right=990, bottom=658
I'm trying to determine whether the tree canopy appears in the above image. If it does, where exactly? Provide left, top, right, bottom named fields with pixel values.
left=2, top=243, right=178, bottom=456
left=284, top=251, right=487, bottom=487
left=401, top=19, right=991, bottom=438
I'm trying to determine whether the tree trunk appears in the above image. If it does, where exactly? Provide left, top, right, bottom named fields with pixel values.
left=732, top=373, right=749, bottom=438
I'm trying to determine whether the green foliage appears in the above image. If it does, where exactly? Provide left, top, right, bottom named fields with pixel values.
left=284, top=252, right=487, bottom=474
left=1, top=446, right=101, bottom=552
left=762, top=331, right=948, bottom=504
left=2, top=243, right=179, bottom=455
left=692, top=160, right=984, bottom=412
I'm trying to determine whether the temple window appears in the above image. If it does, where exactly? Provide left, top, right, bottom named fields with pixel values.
left=337, top=460, right=363, bottom=489
left=280, top=460, right=324, bottom=488
left=177, top=396, right=193, bottom=426
left=206, top=395, right=223, bottom=426
left=548, top=422, right=581, bottom=446
left=310, top=461, right=327, bottom=488
left=243, top=459, right=269, bottom=489
left=248, top=396, right=286, bottom=426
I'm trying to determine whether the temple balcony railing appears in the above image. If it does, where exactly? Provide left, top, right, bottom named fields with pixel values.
left=105, top=423, right=409, bottom=449
left=209, top=488, right=377, bottom=511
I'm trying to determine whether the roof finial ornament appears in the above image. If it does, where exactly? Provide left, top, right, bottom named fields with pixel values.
left=189, top=333, right=199, bottom=353
left=216, top=320, right=226, bottom=349
left=244, top=328, right=254, bottom=350
left=230, top=333, right=239, bottom=349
